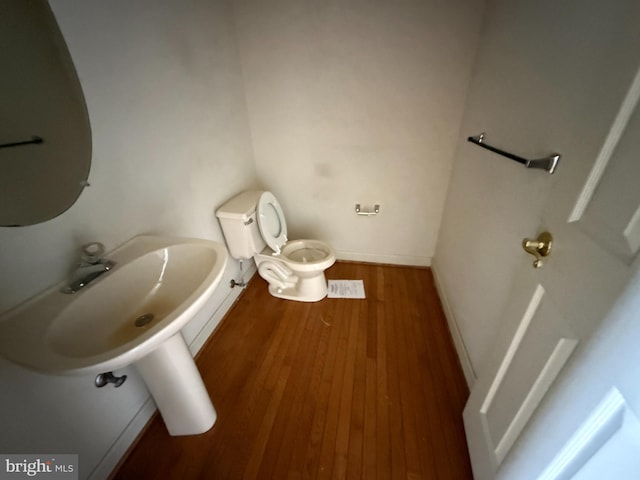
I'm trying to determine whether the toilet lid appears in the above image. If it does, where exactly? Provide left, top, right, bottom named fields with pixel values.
left=257, top=191, right=288, bottom=254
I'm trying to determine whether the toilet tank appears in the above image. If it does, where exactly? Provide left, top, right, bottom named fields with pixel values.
left=215, top=190, right=266, bottom=260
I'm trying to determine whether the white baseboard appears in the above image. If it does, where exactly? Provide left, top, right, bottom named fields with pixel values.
left=335, top=249, right=431, bottom=267
left=89, top=397, right=157, bottom=480
left=431, top=261, right=476, bottom=389
left=89, top=266, right=256, bottom=480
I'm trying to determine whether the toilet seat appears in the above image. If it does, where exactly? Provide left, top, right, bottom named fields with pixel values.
left=254, top=191, right=336, bottom=301
left=257, top=193, right=333, bottom=269
left=257, top=191, right=288, bottom=254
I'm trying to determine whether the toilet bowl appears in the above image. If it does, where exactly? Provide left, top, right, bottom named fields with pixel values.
left=255, top=239, right=336, bottom=301
left=216, top=191, right=336, bottom=302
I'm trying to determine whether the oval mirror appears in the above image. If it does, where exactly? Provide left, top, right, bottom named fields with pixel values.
left=0, top=1, right=91, bottom=226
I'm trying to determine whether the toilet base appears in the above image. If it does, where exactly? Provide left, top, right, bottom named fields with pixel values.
left=268, top=272, right=328, bottom=302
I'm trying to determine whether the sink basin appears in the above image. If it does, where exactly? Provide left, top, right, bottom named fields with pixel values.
left=0, top=235, right=229, bottom=436
left=47, top=243, right=222, bottom=363
left=0, top=235, right=228, bottom=375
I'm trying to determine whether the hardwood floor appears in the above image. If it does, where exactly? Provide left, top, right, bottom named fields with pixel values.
left=112, top=262, right=472, bottom=479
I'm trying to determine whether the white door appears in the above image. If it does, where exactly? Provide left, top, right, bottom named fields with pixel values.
left=463, top=64, right=640, bottom=479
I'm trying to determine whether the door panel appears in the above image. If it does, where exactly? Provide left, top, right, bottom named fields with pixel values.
left=538, top=388, right=640, bottom=480
left=477, top=284, right=578, bottom=466
left=571, top=68, right=640, bottom=264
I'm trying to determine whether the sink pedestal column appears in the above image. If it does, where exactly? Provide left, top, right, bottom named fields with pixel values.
left=135, top=332, right=216, bottom=436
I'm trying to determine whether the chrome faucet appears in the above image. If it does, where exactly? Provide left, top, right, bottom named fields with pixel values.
left=61, top=242, right=115, bottom=294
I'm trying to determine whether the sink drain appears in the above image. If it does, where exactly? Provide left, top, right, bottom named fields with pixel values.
left=134, top=313, right=154, bottom=327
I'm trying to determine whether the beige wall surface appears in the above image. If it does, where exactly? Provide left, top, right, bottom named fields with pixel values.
left=233, top=0, right=483, bottom=265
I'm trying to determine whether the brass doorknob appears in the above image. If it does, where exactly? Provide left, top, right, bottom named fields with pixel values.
left=522, top=231, right=553, bottom=268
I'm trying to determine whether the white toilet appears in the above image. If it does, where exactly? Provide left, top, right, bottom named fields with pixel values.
left=216, top=190, right=336, bottom=302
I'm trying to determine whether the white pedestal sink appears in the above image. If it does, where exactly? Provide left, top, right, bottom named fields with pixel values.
left=0, top=235, right=228, bottom=436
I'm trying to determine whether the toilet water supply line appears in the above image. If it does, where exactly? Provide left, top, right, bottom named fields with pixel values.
left=230, top=259, right=248, bottom=288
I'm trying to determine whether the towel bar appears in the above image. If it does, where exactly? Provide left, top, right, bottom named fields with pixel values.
left=468, top=133, right=560, bottom=174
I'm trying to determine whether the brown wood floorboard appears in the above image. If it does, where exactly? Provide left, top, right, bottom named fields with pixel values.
left=111, top=262, right=472, bottom=480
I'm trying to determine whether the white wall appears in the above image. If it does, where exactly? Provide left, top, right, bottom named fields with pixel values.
left=232, top=0, right=484, bottom=266
left=0, top=1, right=256, bottom=478
left=433, top=0, right=640, bottom=381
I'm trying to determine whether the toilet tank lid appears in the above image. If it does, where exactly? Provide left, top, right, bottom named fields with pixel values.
left=215, top=190, right=264, bottom=220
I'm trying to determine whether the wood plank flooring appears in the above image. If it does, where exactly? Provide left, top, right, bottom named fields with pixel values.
left=111, top=262, right=472, bottom=479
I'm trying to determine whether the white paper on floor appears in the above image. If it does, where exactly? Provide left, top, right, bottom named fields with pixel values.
left=327, top=280, right=366, bottom=299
